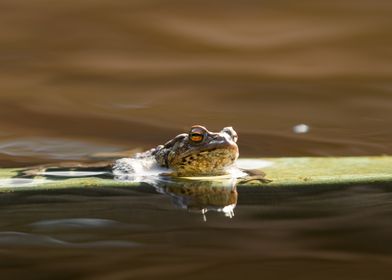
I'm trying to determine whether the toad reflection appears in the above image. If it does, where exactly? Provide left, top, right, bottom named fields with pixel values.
left=112, top=170, right=238, bottom=219
left=151, top=178, right=238, bottom=220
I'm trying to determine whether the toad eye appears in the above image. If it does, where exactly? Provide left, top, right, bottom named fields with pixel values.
left=189, top=126, right=207, bottom=143
left=190, top=133, right=204, bottom=143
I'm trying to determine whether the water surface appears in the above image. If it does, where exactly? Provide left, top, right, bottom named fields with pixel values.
left=0, top=0, right=391, bottom=279
left=1, top=184, right=392, bottom=279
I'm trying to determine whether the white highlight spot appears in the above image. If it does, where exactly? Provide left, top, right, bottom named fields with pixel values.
left=293, top=124, right=310, bottom=134
left=0, top=178, right=48, bottom=188
left=40, top=171, right=107, bottom=177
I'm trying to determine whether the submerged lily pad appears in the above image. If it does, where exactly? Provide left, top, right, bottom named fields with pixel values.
left=259, top=156, right=392, bottom=187
left=0, top=156, right=390, bottom=192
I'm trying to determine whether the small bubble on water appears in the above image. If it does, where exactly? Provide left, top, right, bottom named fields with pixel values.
left=293, top=124, right=310, bottom=134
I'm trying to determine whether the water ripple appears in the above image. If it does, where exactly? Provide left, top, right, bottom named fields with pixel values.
left=0, top=231, right=141, bottom=248
left=0, top=138, right=121, bottom=160
left=30, top=218, right=133, bottom=230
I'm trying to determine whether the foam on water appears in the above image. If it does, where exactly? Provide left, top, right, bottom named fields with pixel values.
left=108, top=157, right=275, bottom=181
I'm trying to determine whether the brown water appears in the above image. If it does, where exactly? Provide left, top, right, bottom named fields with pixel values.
left=0, top=0, right=392, bottom=279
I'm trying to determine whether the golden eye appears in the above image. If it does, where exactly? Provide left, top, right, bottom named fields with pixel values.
left=189, top=126, right=206, bottom=143
left=190, top=133, right=204, bottom=142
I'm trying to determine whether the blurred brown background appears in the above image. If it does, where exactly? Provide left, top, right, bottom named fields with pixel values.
left=1, top=2, right=392, bottom=279
left=0, top=0, right=391, bottom=166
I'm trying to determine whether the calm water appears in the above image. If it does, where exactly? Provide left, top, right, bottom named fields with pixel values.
left=0, top=0, right=392, bottom=279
